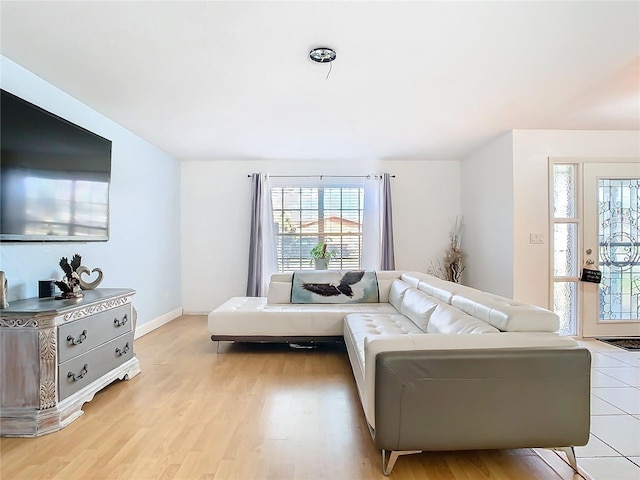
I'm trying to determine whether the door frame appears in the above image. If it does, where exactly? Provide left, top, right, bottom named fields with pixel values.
left=549, top=157, right=639, bottom=338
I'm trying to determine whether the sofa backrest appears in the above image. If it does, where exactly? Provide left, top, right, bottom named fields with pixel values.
left=266, top=270, right=405, bottom=304
left=450, top=292, right=559, bottom=332
left=391, top=279, right=500, bottom=334
left=267, top=270, right=559, bottom=333
left=400, top=272, right=455, bottom=303
left=388, top=276, right=410, bottom=310
left=400, top=272, right=559, bottom=333
left=375, top=271, right=406, bottom=303
left=267, top=273, right=294, bottom=304
left=398, top=287, right=438, bottom=330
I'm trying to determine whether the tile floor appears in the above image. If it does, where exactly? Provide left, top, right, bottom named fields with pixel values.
left=571, top=339, right=640, bottom=480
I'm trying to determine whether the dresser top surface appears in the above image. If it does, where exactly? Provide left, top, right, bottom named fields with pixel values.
left=0, top=288, right=135, bottom=317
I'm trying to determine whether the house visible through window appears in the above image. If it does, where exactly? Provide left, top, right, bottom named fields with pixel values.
left=271, top=186, right=364, bottom=272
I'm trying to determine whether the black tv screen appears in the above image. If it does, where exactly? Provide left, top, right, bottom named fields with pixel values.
left=1, top=89, right=112, bottom=241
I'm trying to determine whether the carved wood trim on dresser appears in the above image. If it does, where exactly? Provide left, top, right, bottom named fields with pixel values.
left=0, top=288, right=141, bottom=437
left=39, top=327, right=57, bottom=410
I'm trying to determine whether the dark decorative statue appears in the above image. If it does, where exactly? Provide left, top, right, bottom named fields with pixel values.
left=54, top=254, right=84, bottom=299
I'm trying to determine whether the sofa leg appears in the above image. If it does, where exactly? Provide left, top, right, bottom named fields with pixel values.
left=556, top=446, right=578, bottom=472
left=381, top=450, right=422, bottom=476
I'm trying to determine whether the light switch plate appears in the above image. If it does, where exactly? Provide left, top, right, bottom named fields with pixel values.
left=530, top=233, right=544, bottom=244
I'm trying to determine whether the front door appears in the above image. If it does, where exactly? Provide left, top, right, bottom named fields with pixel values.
left=581, top=162, right=640, bottom=337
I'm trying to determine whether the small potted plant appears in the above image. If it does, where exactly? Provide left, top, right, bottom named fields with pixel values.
left=310, top=242, right=337, bottom=270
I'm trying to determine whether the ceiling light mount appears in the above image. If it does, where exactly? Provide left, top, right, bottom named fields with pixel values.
left=309, top=47, right=336, bottom=63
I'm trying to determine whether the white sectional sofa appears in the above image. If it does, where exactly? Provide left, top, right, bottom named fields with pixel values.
left=208, top=271, right=591, bottom=475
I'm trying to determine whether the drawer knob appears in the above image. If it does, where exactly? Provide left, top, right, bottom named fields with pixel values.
left=67, top=364, right=88, bottom=382
left=115, top=342, right=130, bottom=356
left=67, top=330, right=87, bottom=346
left=114, top=314, right=128, bottom=327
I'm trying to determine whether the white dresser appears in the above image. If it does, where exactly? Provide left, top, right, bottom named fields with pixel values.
left=0, top=288, right=141, bottom=436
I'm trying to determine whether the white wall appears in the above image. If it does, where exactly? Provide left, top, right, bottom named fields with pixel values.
left=181, top=159, right=461, bottom=313
left=512, top=130, right=640, bottom=308
left=460, top=132, right=515, bottom=297
left=0, top=56, right=183, bottom=330
left=461, top=129, right=640, bottom=307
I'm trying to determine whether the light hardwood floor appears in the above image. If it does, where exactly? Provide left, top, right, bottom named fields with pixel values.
left=1, top=315, right=584, bottom=480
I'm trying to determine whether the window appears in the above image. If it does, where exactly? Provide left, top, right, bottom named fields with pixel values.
left=271, top=186, right=364, bottom=272
left=551, top=163, right=579, bottom=335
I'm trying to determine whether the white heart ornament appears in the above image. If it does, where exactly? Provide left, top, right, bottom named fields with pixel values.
left=77, top=266, right=104, bottom=290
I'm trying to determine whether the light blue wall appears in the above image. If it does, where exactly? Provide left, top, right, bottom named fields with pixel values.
left=0, top=56, right=182, bottom=328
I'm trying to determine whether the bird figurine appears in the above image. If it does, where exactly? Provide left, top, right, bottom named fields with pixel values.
left=54, top=254, right=84, bottom=299
left=301, top=271, right=365, bottom=297
left=53, top=279, right=72, bottom=294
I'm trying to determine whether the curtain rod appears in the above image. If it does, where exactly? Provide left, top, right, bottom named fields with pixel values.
left=246, top=174, right=395, bottom=178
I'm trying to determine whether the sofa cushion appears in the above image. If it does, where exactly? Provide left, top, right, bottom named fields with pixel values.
left=398, top=272, right=421, bottom=288
left=343, top=312, right=424, bottom=408
left=402, top=271, right=474, bottom=304
left=375, top=270, right=405, bottom=303
left=399, top=287, right=439, bottom=331
left=267, top=280, right=294, bottom=304
left=388, top=279, right=411, bottom=311
left=401, top=272, right=454, bottom=303
left=401, top=271, right=560, bottom=333
left=209, top=296, right=398, bottom=337
left=345, top=313, right=425, bottom=366
left=451, top=292, right=559, bottom=332
left=428, top=303, right=500, bottom=334
left=271, top=273, right=293, bottom=282
left=397, top=287, right=499, bottom=334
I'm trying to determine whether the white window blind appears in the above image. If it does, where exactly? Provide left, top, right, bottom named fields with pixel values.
left=271, top=186, right=364, bottom=272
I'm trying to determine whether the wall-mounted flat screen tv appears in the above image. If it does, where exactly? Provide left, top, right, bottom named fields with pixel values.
left=1, top=89, right=112, bottom=241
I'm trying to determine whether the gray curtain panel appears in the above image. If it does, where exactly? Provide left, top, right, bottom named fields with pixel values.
left=380, top=173, right=396, bottom=270
left=246, top=173, right=263, bottom=296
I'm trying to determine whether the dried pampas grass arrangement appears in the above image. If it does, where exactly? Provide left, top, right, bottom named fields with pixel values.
left=428, top=216, right=465, bottom=283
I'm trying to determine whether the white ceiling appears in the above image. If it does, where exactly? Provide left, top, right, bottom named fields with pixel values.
left=1, top=1, right=639, bottom=162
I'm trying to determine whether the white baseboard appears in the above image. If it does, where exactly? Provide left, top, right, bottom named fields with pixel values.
left=134, top=307, right=183, bottom=339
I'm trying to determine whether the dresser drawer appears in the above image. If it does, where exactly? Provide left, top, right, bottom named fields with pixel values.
left=58, top=304, right=132, bottom=363
left=58, top=331, right=134, bottom=401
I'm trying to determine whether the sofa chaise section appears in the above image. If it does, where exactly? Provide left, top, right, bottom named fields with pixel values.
left=208, top=271, right=403, bottom=346
left=209, top=295, right=396, bottom=344
left=343, top=274, right=590, bottom=474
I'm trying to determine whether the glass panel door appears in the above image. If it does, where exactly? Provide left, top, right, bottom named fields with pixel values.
left=582, top=162, right=640, bottom=337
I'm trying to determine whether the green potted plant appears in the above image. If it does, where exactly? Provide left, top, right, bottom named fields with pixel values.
left=310, top=242, right=337, bottom=270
